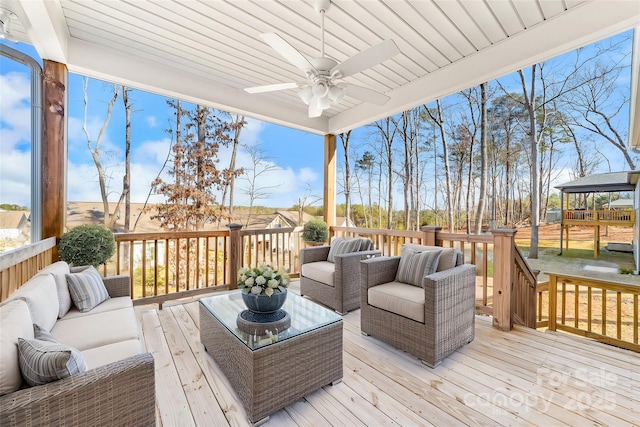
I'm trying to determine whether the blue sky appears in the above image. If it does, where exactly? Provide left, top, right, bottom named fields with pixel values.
left=1, top=41, right=326, bottom=209
left=1, top=30, right=635, bottom=211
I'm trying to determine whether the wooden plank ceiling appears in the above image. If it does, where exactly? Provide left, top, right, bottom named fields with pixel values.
left=3, top=0, right=640, bottom=137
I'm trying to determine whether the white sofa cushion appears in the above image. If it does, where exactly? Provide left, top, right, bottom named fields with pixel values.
left=61, top=297, right=133, bottom=320
left=51, top=308, right=140, bottom=351
left=66, top=266, right=110, bottom=312
left=368, top=282, right=425, bottom=323
left=300, top=261, right=335, bottom=287
left=0, top=299, right=34, bottom=396
left=82, top=339, right=143, bottom=370
left=396, top=247, right=441, bottom=286
left=36, top=261, right=72, bottom=318
left=18, top=337, right=87, bottom=386
left=8, top=274, right=59, bottom=332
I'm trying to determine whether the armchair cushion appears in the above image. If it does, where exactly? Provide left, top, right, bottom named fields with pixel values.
left=66, top=266, right=110, bottom=312
left=368, top=282, right=425, bottom=322
left=327, top=237, right=371, bottom=263
left=396, top=247, right=441, bottom=286
left=300, top=261, right=335, bottom=287
left=401, top=244, right=459, bottom=272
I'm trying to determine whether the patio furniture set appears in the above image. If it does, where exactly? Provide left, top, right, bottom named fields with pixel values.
left=201, top=238, right=477, bottom=424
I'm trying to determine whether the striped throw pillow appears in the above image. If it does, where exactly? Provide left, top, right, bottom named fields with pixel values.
left=18, top=337, right=87, bottom=386
left=395, top=247, right=442, bottom=287
left=327, top=238, right=364, bottom=263
left=66, top=266, right=110, bottom=312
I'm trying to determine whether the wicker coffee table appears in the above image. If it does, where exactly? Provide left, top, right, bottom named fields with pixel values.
left=199, top=290, right=343, bottom=425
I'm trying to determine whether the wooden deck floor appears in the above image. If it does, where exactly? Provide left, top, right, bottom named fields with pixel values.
left=135, top=284, right=639, bottom=426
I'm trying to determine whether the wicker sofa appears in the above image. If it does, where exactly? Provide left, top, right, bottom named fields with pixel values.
left=0, top=261, right=155, bottom=426
left=360, top=244, right=476, bottom=368
left=300, top=237, right=380, bottom=314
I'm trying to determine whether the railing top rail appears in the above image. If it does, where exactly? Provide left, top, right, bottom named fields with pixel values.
left=114, top=230, right=230, bottom=241
left=330, top=226, right=422, bottom=238
left=0, top=237, right=56, bottom=270
left=240, top=227, right=296, bottom=236
left=438, top=232, right=494, bottom=244
left=546, top=272, right=640, bottom=293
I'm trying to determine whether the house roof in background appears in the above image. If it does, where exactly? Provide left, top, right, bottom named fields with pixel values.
left=3, top=0, right=638, bottom=139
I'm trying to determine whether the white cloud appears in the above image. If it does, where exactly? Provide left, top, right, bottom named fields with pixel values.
left=0, top=149, right=31, bottom=207
left=0, top=71, right=31, bottom=207
left=0, top=72, right=31, bottom=143
left=145, top=116, right=158, bottom=128
left=297, top=167, right=318, bottom=183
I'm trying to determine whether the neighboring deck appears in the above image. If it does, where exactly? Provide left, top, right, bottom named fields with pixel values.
left=136, top=283, right=639, bottom=427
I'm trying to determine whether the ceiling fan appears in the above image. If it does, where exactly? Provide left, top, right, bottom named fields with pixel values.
left=244, top=0, right=400, bottom=118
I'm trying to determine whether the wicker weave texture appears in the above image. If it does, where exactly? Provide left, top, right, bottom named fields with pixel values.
left=103, top=275, right=131, bottom=298
left=301, top=248, right=380, bottom=314
left=200, top=303, right=343, bottom=423
left=360, top=256, right=476, bottom=367
left=0, top=353, right=156, bottom=426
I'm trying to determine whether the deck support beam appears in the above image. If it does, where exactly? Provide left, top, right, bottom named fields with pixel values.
left=323, top=134, right=336, bottom=227
left=42, top=60, right=67, bottom=254
left=492, top=228, right=517, bottom=331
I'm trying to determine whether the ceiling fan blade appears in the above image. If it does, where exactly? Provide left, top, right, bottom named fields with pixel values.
left=344, top=84, right=390, bottom=106
left=332, top=39, right=400, bottom=78
left=260, top=33, right=315, bottom=74
left=308, top=96, right=324, bottom=118
left=244, top=82, right=299, bottom=94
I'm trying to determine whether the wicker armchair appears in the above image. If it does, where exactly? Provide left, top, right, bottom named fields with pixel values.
left=300, top=237, right=380, bottom=314
left=360, top=244, right=476, bottom=367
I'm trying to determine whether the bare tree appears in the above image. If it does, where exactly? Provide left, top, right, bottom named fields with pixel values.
left=240, top=144, right=279, bottom=227
left=82, top=78, right=125, bottom=229
left=565, top=55, right=637, bottom=169
left=474, top=83, right=489, bottom=234
left=425, top=101, right=455, bottom=232
left=338, top=131, right=353, bottom=224
left=221, top=114, right=246, bottom=216
left=122, top=87, right=132, bottom=232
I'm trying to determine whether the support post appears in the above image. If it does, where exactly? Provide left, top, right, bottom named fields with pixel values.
left=421, top=226, right=443, bottom=246
left=227, top=223, right=243, bottom=289
left=42, top=60, right=67, bottom=257
left=323, top=134, right=336, bottom=227
left=491, top=228, right=517, bottom=331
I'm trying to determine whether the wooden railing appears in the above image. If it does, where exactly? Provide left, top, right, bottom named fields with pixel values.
left=111, top=230, right=230, bottom=304
left=111, top=226, right=304, bottom=306
left=0, top=237, right=56, bottom=301
left=512, top=245, right=539, bottom=328
left=547, top=273, right=639, bottom=352
left=332, top=225, right=500, bottom=320
left=563, top=209, right=634, bottom=225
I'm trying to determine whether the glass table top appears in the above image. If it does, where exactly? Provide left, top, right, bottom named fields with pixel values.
left=200, top=290, right=342, bottom=350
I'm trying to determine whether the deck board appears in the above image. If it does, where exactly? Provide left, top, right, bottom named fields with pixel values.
left=135, top=287, right=638, bottom=426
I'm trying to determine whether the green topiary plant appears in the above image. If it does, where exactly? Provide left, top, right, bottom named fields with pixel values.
left=302, top=218, right=329, bottom=244
left=58, top=224, right=116, bottom=267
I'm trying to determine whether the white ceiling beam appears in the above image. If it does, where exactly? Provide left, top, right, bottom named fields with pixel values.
left=19, top=0, right=68, bottom=62
left=328, top=0, right=640, bottom=134
left=66, top=38, right=329, bottom=135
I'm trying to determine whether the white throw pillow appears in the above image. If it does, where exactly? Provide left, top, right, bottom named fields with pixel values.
left=66, top=266, right=110, bottom=312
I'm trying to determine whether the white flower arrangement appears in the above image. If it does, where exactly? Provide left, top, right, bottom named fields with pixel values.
left=237, top=264, right=290, bottom=297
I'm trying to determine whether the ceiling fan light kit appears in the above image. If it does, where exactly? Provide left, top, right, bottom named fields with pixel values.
left=244, top=0, right=400, bottom=118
